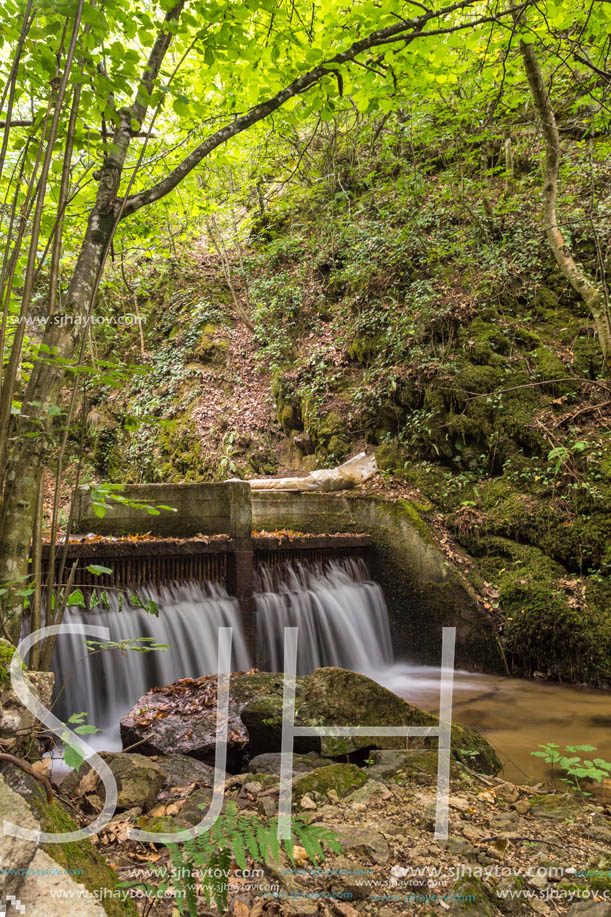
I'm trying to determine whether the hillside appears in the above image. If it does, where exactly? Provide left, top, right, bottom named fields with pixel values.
left=76, top=115, right=611, bottom=688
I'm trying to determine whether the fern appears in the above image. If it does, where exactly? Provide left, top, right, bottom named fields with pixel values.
left=160, top=801, right=342, bottom=916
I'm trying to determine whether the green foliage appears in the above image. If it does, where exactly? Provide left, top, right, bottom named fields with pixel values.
left=121, top=801, right=342, bottom=916
left=531, top=743, right=611, bottom=796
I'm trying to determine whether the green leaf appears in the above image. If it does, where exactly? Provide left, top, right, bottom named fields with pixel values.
left=66, top=589, right=86, bottom=607
left=63, top=744, right=84, bottom=772
left=86, top=564, right=113, bottom=576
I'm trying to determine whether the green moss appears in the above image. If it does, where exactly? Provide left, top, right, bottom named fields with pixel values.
left=528, top=793, right=580, bottom=820
left=530, top=345, right=573, bottom=392
left=465, top=318, right=510, bottom=364
left=396, top=499, right=434, bottom=544
left=318, top=411, right=345, bottom=438
left=38, top=800, right=138, bottom=916
left=449, top=877, right=497, bottom=915
left=468, top=537, right=609, bottom=683
left=327, top=434, right=349, bottom=460
left=158, top=416, right=205, bottom=482
left=347, top=334, right=380, bottom=364
left=188, top=324, right=228, bottom=364
left=375, top=441, right=405, bottom=473
left=453, top=361, right=507, bottom=395
left=0, top=638, right=20, bottom=684
left=293, top=764, right=367, bottom=799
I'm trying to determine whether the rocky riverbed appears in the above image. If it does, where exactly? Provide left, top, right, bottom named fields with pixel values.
left=2, top=667, right=610, bottom=916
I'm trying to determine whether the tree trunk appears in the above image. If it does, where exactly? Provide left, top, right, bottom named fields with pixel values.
left=520, top=39, right=611, bottom=364
left=0, top=219, right=111, bottom=630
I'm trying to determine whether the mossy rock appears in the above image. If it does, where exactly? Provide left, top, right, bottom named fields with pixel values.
left=465, top=318, right=510, bottom=364
left=327, top=434, right=349, bottom=460
left=37, top=799, right=138, bottom=916
left=366, top=749, right=461, bottom=785
left=188, top=324, right=228, bottom=364
left=158, top=416, right=205, bottom=481
left=242, top=667, right=501, bottom=773
left=448, top=877, right=497, bottom=915
left=293, top=764, right=367, bottom=800
left=348, top=334, right=380, bottom=364
left=529, top=793, right=581, bottom=821
left=467, top=537, right=610, bottom=684
left=375, top=441, right=405, bottom=474
left=530, top=345, right=573, bottom=392
left=317, top=411, right=345, bottom=439
left=0, top=638, right=21, bottom=685
left=453, top=361, right=507, bottom=395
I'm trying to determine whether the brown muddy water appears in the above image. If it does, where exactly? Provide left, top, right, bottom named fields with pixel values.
left=376, top=664, right=611, bottom=785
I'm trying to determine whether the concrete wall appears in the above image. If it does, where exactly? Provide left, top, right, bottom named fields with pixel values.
left=72, top=482, right=504, bottom=673
left=252, top=492, right=504, bottom=673
left=73, top=481, right=252, bottom=538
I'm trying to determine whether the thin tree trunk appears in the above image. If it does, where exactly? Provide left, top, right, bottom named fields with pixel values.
left=520, top=39, right=611, bottom=364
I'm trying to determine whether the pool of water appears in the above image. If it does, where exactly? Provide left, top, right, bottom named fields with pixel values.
left=375, top=663, right=611, bottom=784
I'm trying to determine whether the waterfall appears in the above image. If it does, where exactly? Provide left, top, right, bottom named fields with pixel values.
left=52, top=581, right=250, bottom=746
left=51, top=557, right=393, bottom=751
left=255, top=558, right=393, bottom=676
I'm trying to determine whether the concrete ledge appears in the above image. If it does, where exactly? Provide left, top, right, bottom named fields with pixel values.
left=73, top=481, right=252, bottom=538
left=251, top=491, right=504, bottom=672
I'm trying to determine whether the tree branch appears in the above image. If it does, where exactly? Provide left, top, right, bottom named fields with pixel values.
left=123, top=0, right=533, bottom=216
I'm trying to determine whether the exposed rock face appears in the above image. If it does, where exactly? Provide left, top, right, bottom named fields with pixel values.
left=0, top=776, right=106, bottom=915
left=120, top=671, right=284, bottom=767
left=121, top=666, right=500, bottom=775
left=0, top=653, right=54, bottom=755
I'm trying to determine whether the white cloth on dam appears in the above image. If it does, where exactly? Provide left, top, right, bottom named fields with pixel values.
left=247, top=451, right=377, bottom=492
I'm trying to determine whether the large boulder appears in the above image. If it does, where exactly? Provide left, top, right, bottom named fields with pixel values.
left=120, top=671, right=285, bottom=768
left=0, top=776, right=39, bottom=899
left=241, top=667, right=501, bottom=774
left=0, top=776, right=107, bottom=915
left=121, top=666, right=501, bottom=775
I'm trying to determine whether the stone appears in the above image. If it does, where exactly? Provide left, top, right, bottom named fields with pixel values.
left=0, top=760, right=48, bottom=809
left=346, top=779, right=392, bottom=803
left=293, top=764, right=368, bottom=801
left=243, top=781, right=263, bottom=796
left=248, top=751, right=328, bottom=776
left=300, top=795, right=317, bottom=810
left=567, top=904, right=611, bottom=917
left=285, top=897, right=319, bottom=915
left=529, top=793, right=581, bottom=821
left=330, top=825, right=390, bottom=865
left=153, top=753, right=215, bottom=788
left=61, top=752, right=166, bottom=812
left=438, top=835, right=477, bottom=858
left=17, top=849, right=106, bottom=916
left=121, top=671, right=284, bottom=766
left=0, top=776, right=39, bottom=898
left=328, top=856, right=372, bottom=900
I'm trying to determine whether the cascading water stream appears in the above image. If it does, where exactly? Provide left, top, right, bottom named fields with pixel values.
left=255, top=558, right=393, bottom=676
left=52, top=581, right=250, bottom=747
left=51, top=557, right=393, bottom=750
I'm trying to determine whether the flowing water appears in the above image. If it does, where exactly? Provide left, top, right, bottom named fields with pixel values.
left=52, top=581, right=250, bottom=749
left=51, top=558, right=610, bottom=784
left=254, top=558, right=393, bottom=675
